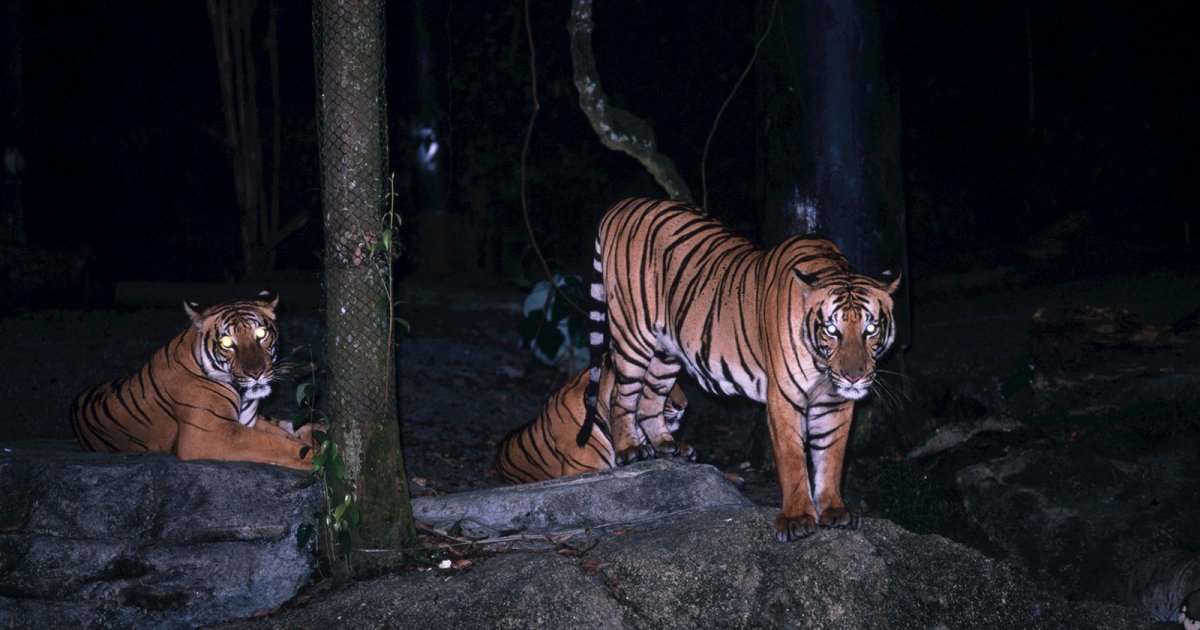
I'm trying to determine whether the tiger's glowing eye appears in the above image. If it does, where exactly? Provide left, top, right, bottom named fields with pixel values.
left=219, top=335, right=234, bottom=349
left=865, top=323, right=878, bottom=335
left=254, top=326, right=268, bottom=339
left=824, top=323, right=839, bottom=336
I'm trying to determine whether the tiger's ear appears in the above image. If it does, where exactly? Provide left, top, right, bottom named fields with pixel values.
left=184, top=301, right=205, bottom=329
left=879, top=273, right=902, bottom=296
left=256, top=290, right=279, bottom=312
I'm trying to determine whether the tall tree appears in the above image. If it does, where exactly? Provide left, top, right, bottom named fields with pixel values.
left=756, top=0, right=910, bottom=446
left=313, top=0, right=417, bottom=574
left=407, top=0, right=447, bottom=216
left=2, top=0, right=25, bottom=243
left=756, top=0, right=906, bottom=278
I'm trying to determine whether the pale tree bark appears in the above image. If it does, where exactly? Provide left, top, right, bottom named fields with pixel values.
left=567, top=0, right=694, bottom=203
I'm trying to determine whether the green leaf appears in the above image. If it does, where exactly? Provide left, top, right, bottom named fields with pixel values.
left=296, top=522, right=314, bottom=550
left=348, top=503, right=361, bottom=526
left=311, top=451, right=327, bottom=469
left=330, top=455, right=346, bottom=480
left=313, top=430, right=329, bottom=444
left=523, top=281, right=552, bottom=317
left=566, top=310, right=585, bottom=344
left=382, top=228, right=393, bottom=254
left=535, top=324, right=566, bottom=361
left=550, top=293, right=571, bottom=322
left=333, top=501, right=348, bottom=522
left=518, top=309, right=545, bottom=346
left=296, top=383, right=315, bottom=407
left=336, top=530, right=353, bottom=555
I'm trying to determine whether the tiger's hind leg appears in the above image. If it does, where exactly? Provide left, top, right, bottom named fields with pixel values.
left=609, top=372, right=655, bottom=464
left=633, top=352, right=695, bottom=461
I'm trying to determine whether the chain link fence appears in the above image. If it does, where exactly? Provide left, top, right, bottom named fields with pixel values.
left=312, top=0, right=392, bottom=481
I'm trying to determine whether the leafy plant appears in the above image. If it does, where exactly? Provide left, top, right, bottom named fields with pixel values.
left=294, top=381, right=361, bottom=572
left=362, top=174, right=410, bottom=352
left=518, top=274, right=589, bottom=373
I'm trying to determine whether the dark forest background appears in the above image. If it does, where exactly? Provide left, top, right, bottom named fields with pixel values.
left=2, top=0, right=1196, bottom=300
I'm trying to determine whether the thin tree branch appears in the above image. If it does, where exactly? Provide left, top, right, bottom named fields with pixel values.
left=567, top=0, right=693, bottom=202
left=701, top=0, right=778, bottom=208
left=520, top=0, right=586, bottom=318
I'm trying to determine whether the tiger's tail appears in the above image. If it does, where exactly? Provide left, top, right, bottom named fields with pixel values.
left=578, top=237, right=608, bottom=447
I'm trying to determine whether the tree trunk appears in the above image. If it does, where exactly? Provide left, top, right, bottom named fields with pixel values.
left=408, top=0, right=447, bottom=215
left=756, top=0, right=911, bottom=448
left=1, top=0, right=26, bottom=243
left=756, top=0, right=905, bottom=276
left=313, top=0, right=417, bottom=574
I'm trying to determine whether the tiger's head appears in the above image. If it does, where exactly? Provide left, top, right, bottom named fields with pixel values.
left=184, top=294, right=280, bottom=401
left=795, top=271, right=900, bottom=400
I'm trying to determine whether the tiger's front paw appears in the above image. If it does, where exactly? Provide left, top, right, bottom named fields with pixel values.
left=774, top=512, right=818, bottom=542
left=616, top=444, right=657, bottom=465
left=818, top=506, right=861, bottom=530
left=653, top=440, right=697, bottom=462
left=294, top=422, right=326, bottom=446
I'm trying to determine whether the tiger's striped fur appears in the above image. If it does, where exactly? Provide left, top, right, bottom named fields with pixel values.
left=69, top=294, right=316, bottom=470
left=583, top=197, right=899, bottom=541
left=496, top=356, right=689, bottom=484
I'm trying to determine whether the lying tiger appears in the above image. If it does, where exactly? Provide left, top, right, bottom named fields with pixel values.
left=496, top=355, right=691, bottom=484
left=583, top=198, right=899, bottom=541
left=70, top=293, right=316, bottom=470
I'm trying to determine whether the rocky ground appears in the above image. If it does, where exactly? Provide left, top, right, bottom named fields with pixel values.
left=3, top=263, right=1199, bottom=625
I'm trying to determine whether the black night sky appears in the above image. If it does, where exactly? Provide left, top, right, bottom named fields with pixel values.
left=5, top=0, right=1196, bottom=296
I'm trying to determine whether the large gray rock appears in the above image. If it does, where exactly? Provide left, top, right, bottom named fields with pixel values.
left=215, top=508, right=1155, bottom=629
left=957, top=446, right=1200, bottom=603
left=411, top=458, right=751, bottom=542
left=0, top=441, right=320, bottom=629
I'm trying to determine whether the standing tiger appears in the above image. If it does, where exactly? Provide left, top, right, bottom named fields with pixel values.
left=583, top=197, right=899, bottom=541
left=70, top=293, right=316, bottom=470
left=496, top=354, right=690, bottom=484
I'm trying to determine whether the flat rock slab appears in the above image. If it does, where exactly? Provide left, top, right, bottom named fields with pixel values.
left=411, top=458, right=751, bottom=542
left=0, top=440, right=320, bottom=629
left=215, top=509, right=1155, bottom=629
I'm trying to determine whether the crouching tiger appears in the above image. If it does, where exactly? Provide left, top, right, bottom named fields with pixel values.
left=496, top=356, right=690, bottom=484
left=583, top=197, right=899, bottom=541
left=70, top=293, right=316, bottom=470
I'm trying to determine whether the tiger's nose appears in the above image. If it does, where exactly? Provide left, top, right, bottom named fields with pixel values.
left=245, top=366, right=266, bottom=379
left=842, top=368, right=865, bottom=383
